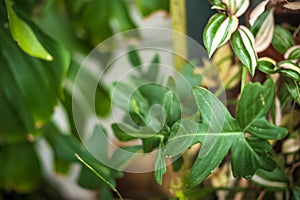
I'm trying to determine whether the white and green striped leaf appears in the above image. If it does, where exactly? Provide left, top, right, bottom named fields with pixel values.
left=272, top=25, right=295, bottom=54
left=249, top=0, right=269, bottom=26
left=210, top=0, right=227, bottom=10
left=231, top=26, right=258, bottom=76
left=203, top=13, right=238, bottom=58
left=284, top=45, right=300, bottom=61
left=257, top=57, right=277, bottom=74
left=250, top=9, right=275, bottom=53
left=222, top=0, right=250, bottom=17
left=278, top=61, right=300, bottom=81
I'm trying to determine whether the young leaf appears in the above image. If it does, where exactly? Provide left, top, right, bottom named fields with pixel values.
left=222, top=0, right=250, bottom=17
left=284, top=45, right=300, bottom=60
left=203, top=13, right=238, bottom=57
left=231, top=136, right=276, bottom=179
left=162, top=90, right=181, bottom=126
left=278, top=61, right=300, bottom=81
left=257, top=57, right=277, bottom=74
left=128, top=46, right=142, bottom=68
left=154, top=143, right=167, bottom=185
left=5, top=0, right=53, bottom=61
left=231, top=26, right=258, bottom=76
left=272, top=25, right=295, bottom=54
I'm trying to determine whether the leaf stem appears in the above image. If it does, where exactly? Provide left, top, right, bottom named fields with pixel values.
left=241, top=66, right=247, bottom=93
left=75, top=154, right=124, bottom=200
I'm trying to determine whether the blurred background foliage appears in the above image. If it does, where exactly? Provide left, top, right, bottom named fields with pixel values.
left=0, top=0, right=169, bottom=198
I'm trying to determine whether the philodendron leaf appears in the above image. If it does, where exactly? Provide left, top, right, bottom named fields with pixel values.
left=236, top=79, right=287, bottom=140
left=284, top=45, right=300, bottom=61
left=250, top=9, right=275, bottom=53
left=154, top=143, right=167, bottom=185
left=231, top=136, right=276, bottom=179
left=5, top=0, right=53, bottom=61
left=203, top=13, right=238, bottom=58
left=252, top=168, right=288, bottom=189
left=188, top=87, right=242, bottom=187
left=231, top=25, right=258, bottom=76
left=272, top=25, right=295, bottom=54
left=278, top=61, right=300, bottom=81
left=246, top=118, right=287, bottom=140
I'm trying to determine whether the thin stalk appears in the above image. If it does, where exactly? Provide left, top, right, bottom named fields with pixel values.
left=241, top=66, right=247, bottom=93
left=75, top=154, right=124, bottom=200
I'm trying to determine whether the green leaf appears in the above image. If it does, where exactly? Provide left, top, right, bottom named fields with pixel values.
left=164, top=119, right=202, bottom=157
left=231, top=26, right=258, bottom=76
left=257, top=57, right=278, bottom=74
left=203, top=13, right=238, bottom=57
left=284, top=45, right=300, bottom=60
left=246, top=118, right=287, bottom=140
left=188, top=87, right=241, bottom=187
left=110, top=0, right=138, bottom=33
left=283, top=78, right=300, bottom=105
left=134, top=0, right=169, bottom=17
left=162, top=90, right=181, bottom=126
left=237, top=79, right=274, bottom=133
left=5, top=0, right=53, bottom=61
left=154, top=143, right=167, bottom=185
left=75, top=153, right=123, bottom=200
left=143, top=54, right=160, bottom=82
left=272, top=25, right=295, bottom=54
left=252, top=168, right=288, bottom=189
left=0, top=6, right=70, bottom=140
left=111, top=123, right=140, bottom=141
left=278, top=61, right=300, bottom=81
left=128, top=46, right=142, bottom=68
left=231, top=136, right=276, bottom=179
left=0, top=142, right=42, bottom=193
left=81, top=0, right=113, bottom=46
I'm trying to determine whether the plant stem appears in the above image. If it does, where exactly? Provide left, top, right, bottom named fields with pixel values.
left=75, top=154, right=124, bottom=200
left=241, top=66, right=247, bottom=93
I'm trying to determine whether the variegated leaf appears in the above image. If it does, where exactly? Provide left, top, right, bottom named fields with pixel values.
left=250, top=9, right=275, bottom=53
left=203, top=13, right=238, bottom=58
left=272, top=25, right=295, bottom=54
left=210, top=0, right=227, bottom=10
left=284, top=45, right=300, bottom=61
left=231, top=26, right=258, bottom=76
left=222, top=0, right=250, bottom=17
left=249, top=0, right=269, bottom=26
left=278, top=60, right=300, bottom=81
left=257, top=57, right=277, bottom=74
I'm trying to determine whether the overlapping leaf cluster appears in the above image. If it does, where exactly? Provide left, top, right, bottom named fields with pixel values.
left=110, top=49, right=287, bottom=187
